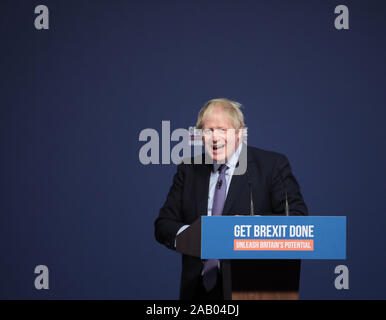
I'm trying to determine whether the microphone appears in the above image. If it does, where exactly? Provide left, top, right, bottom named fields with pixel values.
left=216, top=180, right=223, bottom=189
left=246, top=169, right=255, bottom=216
left=277, top=168, right=289, bottom=216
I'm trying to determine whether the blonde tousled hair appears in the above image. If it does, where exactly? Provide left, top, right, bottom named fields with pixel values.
left=196, top=98, right=245, bottom=130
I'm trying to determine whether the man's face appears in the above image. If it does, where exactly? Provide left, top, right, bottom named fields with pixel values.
left=202, top=106, right=241, bottom=163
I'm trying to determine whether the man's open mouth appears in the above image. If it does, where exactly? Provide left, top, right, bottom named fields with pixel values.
left=213, top=144, right=225, bottom=150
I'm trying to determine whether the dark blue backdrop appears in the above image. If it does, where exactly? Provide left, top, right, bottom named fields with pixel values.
left=1, top=0, right=385, bottom=299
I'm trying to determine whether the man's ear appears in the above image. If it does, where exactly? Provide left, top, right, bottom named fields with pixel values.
left=237, top=128, right=244, bottom=140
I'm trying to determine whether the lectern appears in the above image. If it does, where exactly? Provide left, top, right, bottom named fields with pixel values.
left=176, top=216, right=346, bottom=300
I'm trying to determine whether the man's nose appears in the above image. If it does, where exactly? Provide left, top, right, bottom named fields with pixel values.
left=212, top=132, right=220, bottom=142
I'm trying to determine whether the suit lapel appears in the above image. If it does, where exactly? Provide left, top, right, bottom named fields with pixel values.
left=194, top=163, right=212, bottom=217
left=223, top=146, right=254, bottom=216
left=222, top=173, right=246, bottom=215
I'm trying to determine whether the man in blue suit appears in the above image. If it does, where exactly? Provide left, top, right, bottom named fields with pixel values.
left=154, top=98, right=308, bottom=299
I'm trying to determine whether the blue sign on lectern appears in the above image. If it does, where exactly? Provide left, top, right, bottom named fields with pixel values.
left=201, top=216, right=346, bottom=260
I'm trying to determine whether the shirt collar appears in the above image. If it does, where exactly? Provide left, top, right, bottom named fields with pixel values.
left=213, top=142, right=243, bottom=173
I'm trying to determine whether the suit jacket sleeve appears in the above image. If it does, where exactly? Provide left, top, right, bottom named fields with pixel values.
left=270, top=154, right=308, bottom=216
left=154, top=163, right=187, bottom=250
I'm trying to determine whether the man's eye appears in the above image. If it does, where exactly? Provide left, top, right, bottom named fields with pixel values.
left=215, top=128, right=227, bottom=134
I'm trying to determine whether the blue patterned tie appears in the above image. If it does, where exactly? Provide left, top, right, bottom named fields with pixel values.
left=202, top=164, right=228, bottom=292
